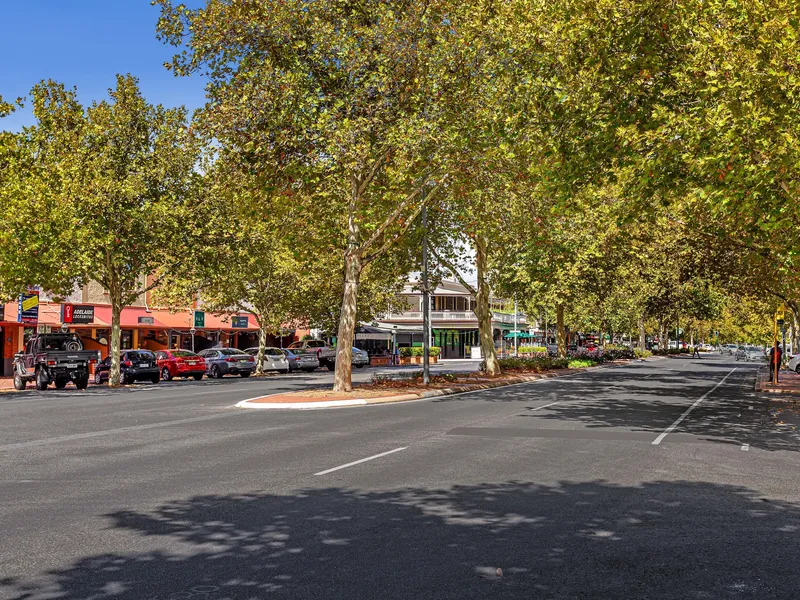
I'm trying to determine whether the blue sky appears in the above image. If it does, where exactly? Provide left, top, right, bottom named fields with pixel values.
left=0, top=1, right=206, bottom=131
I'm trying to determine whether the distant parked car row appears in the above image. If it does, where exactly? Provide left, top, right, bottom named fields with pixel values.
left=92, top=345, right=371, bottom=385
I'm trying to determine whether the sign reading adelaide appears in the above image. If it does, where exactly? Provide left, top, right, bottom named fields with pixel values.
left=61, top=304, right=95, bottom=324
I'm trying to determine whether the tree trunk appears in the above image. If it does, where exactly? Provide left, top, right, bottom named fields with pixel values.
left=332, top=177, right=363, bottom=393
left=255, top=317, right=268, bottom=376
left=333, top=251, right=361, bottom=391
left=638, top=315, right=646, bottom=349
left=109, top=294, right=122, bottom=387
left=475, top=234, right=500, bottom=375
left=556, top=302, right=566, bottom=358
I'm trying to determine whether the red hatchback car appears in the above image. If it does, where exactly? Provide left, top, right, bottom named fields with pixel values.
left=155, top=350, right=206, bottom=381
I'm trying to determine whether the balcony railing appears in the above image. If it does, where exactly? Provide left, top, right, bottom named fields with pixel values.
left=383, top=310, right=527, bottom=325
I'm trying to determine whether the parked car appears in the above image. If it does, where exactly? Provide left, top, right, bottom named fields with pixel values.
left=352, top=347, right=370, bottom=368
left=788, top=353, right=800, bottom=374
left=155, top=349, right=206, bottom=381
left=13, top=333, right=99, bottom=390
left=244, top=347, right=290, bottom=373
left=735, top=345, right=766, bottom=362
left=281, top=349, right=320, bottom=372
left=198, top=348, right=255, bottom=378
left=287, top=340, right=337, bottom=370
left=94, top=350, right=160, bottom=385
left=722, top=344, right=738, bottom=355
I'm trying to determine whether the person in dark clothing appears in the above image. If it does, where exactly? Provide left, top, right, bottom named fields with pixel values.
left=692, top=344, right=701, bottom=359
left=769, top=344, right=783, bottom=381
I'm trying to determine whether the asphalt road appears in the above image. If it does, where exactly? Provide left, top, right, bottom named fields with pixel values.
left=1, top=354, right=798, bottom=599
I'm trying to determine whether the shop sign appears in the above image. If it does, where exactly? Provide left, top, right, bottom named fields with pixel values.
left=231, top=316, right=249, bottom=328
left=61, top=304, right=95, bottom=324
left=18, top=290, right=40, bottom=324
left=138, top=316, right=155, bottom=325
left=193, top=310, right=205, bottom=328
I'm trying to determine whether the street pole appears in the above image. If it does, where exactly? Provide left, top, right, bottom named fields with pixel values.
left=422, top=204, right=431, bottom=385
left=513, top=298, right=518, bottom=357
left=773, top=304, right=780, bottom=385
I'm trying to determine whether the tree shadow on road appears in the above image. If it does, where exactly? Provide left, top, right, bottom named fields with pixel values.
left=3, top=480, right=799, bottom=599
left=436, top=364, right=797, bottom=452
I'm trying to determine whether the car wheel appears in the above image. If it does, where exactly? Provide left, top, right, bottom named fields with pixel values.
left=302, top=368, right=316, bottom=373
left=94, top=371, right=102, bottom=385
left=326, top=362, right=335, bottom=371
left=355, top=364, right=364, bottom=369
left=280, top=369, right=289, bottom=374
left=210, top=365, right=221, bottom=379
left=13, top=373, right=26, bottom=391
left=241, top=371, right=251, bottom=378
left=161, top=367, right=172, bottom=382
left=54, top=378, right=68, bottom=389
left=193, top=374, right=204, bottom=381
left=75, top=377, right=89, bottom=390
left=35, top=369, right=49, bottom=391
left=151, top=375, right=160, bottom=384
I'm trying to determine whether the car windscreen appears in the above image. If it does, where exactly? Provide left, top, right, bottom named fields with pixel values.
left=265, top=348, right=284, bottom=356
left=172, top=350, right=197, bottom=358
left=127, top=351, right=155, bottom=360
left=745, top=346, right=761, bottom=352
left=220, top=348, right=246, bottom=356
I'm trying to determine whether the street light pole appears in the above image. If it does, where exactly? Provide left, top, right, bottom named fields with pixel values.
left=513, top=298, right=518, bottom=357
left=422, top=204, right=431, bottom=385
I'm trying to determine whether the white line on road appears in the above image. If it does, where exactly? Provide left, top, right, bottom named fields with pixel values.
left=314, top=447, right=407, bottom=476
left=652, top=368, right=737, bottom=445
left=742, top=444, right=750, bottom=451
left=528, top=401, right=560, bottom=411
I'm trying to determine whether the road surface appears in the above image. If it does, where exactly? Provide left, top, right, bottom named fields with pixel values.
left=1, top=355, right=798, bottom=599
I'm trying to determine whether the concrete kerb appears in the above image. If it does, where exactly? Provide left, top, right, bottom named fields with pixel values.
left=233, top=364, right=628, bottom=410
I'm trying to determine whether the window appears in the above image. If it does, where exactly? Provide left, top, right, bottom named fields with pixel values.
left=156, top=352, right=166, bottom=360
left=220, top=348, right=244, bottom=356
left=172, top=350, right=197, bottom=358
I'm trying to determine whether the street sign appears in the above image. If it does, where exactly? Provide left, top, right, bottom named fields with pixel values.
left=231, top=316, right=248, bottom=328
left=138, top=316, right=155, bottom=325
left=189, top=327, right=197, bottom=335
left=18, top=290, right=39, bottom=324
left=61, top=304, right=94, bottom=324
left=776, top=303, right=785, bottom=321
left=193, top=310, right=205, bottom=328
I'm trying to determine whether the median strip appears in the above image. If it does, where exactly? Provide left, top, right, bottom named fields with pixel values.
left=234, top=362, right=635, bottom=410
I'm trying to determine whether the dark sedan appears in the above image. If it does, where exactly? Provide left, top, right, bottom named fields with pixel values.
left=94, top=350, right=160, bottom=385
left=198, top=348, right=255, bottom=378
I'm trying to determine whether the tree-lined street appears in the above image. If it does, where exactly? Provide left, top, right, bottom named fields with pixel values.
left=2, top=355, right=798, bottom=599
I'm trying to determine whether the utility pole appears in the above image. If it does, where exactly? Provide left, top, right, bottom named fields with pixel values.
left=422, top=203, right=431, bottom=385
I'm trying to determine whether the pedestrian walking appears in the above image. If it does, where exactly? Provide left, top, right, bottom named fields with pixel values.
left=692, top=344, right=701, bottom=359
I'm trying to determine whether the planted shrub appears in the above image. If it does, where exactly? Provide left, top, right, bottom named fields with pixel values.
left=518, top=345, right=547, bottom=354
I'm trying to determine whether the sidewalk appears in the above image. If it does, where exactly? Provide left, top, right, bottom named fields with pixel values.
left=0, top=376, right=14, bottom=390
left=755, top=367, right=800, bottom=398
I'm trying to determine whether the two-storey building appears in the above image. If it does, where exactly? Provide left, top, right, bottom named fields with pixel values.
left=359, top=279, right=528, bottom=359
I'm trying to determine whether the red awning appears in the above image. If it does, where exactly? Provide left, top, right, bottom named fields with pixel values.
left=2, top=302, right=260, bottom=332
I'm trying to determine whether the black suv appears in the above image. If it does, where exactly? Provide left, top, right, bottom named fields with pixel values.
left=94, top=350, right=160, bottom=385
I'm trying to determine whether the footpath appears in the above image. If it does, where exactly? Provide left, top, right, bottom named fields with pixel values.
left=755, top=367, right=800, bottom=399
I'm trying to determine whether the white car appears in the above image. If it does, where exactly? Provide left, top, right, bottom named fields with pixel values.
left=788, top=353, right=800, bottom=374
left=244, top=347, right=290, bottom=373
